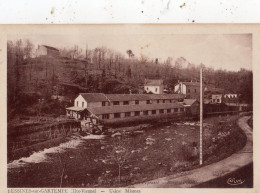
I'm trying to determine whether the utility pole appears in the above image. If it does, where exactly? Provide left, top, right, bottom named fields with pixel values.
left=200, top=64, right=203, bottom=165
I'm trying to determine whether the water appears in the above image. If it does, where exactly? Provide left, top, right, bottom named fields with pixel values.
left=8, top=135, right=105, bottom=169
left=8, top=124, right=200, bottom=187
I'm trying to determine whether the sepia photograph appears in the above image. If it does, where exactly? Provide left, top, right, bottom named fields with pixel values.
left=4, top=25, right=253, bottom=189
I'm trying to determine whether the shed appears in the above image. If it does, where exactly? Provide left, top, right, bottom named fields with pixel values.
left=183, top=99, right=199, bottom=116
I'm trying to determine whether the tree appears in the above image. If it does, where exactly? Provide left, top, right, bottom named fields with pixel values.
left=37, top=98, right=44, bottom=121
left=126, top=65, right=132, bottom=79
left=126, top=50, right=134, bottom=58
left=106, top=138, right=131, bottom=185
left=155, top=69, right=160, bottom=79
left=166, top=57, right=173, bottom=65
left=24, top=39, right=34, bottom=59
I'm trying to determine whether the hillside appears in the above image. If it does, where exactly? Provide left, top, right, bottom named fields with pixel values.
left=7, top=40, right=253, bottom=120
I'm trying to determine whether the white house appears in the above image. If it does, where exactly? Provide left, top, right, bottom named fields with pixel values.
left=144, top=79, right=164, bottom=94
left=211, top=94, right=223, bottom=104
left=174, top=81, right=200, bottom=100
left=66, top=93, right=107, bottom=119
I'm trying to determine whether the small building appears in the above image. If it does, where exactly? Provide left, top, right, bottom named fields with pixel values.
left=144, top=79, right=164, bottom=94
left=174, top=81, right=200, bottom=100
left=37, top=45, right=60, bottom=58
left=183, top=99, right=199, bottom=116
left=211, top=94, right=223, bottom=104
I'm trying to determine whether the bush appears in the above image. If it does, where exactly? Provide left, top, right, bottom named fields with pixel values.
left=181, top=143, right=198, bottom=161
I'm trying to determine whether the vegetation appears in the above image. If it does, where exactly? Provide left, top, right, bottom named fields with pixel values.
left=7, top=39, right=253, bottom=121
left=106, top=139, right=132, bottom=185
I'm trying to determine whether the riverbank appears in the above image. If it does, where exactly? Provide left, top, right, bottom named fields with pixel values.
left=130, top=115, right=252, bottom=188
left=8, top=119, right=80, bottom=162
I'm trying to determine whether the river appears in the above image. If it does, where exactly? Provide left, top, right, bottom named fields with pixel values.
left=8, top=121, right=203, bottom=187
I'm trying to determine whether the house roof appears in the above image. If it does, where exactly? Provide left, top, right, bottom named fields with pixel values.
left=78, top=93, right=185, bottom=102
left=144, top=79, right=164, bottom=86
left=87, top=102, right=184, bottom=115
left=146, top=94, right=185, bottom=100
left=42, top=45, right=59, bottom=51
left=66, top=106, right=86, bottom=111
left=183, top=99, right=198, bottom=106
left=106, top=94, right=150, bottom=101
left=79, top=93, right=108, bottom=102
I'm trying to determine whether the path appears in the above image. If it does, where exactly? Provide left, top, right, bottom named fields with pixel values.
left=130, top=116, right=253, bottom=188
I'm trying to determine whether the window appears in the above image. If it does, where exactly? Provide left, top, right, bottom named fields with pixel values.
left=135, top=111, right=140, bottom=116
left=170, top=100, right=172, bottom=103
left=76, top=101, right=78, bottom=107
left=114, top=113, right=121, bottom=118
left=194, top=89, right=196, bottom=93
left=135, top=100, right=139, bottom=104
left=163, top=100, right=165, bottom=103
left=155, top=88, right=158, bottom=92
left=146, top=87, right=148, bottom=90
left=102, top=114, right=109, bottom=119
left=174, top=108, right=178, bottom=112
left=82, top=102, right=84, bottom=107
left=143, top=110, right=148, bottom=115
left=157, top=99, right=160, bottom=103
left=113, top=101, right=119, bottom=105
left=188, top=89, right=190, bottom=93
left=217, top=99, right=220, bottom=103
left=152, top=110, right=156, bottom=114
left=167, top=109, right=171, bottom=113
left=159, top=109, right=164, bottom=114
left=146, top=100, right=151, bottom=104
left=123, top=101, right=129, bottom=105
left=180, top=108, right=184, bottom=112
left=102, top=101, right=106, bottom=106
left=125, top=112, right=131, bottom=117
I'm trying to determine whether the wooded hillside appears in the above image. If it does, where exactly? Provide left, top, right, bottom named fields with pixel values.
left=7, top=39, right=253, bottom=119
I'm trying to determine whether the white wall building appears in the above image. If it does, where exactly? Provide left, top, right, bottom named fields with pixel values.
left=211, top=94, right=223, bottom=104
left=144, top=79, right=164, bottom=94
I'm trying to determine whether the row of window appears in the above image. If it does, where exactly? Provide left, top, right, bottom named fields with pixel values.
left=102, top=99, right=176, bottom=106
left=76, top=99, right=178, bottom=108
left=102, top=108, right=184, bottom=119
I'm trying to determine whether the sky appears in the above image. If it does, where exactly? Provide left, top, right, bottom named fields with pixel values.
left=9, top=32, right=252, bottom=72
